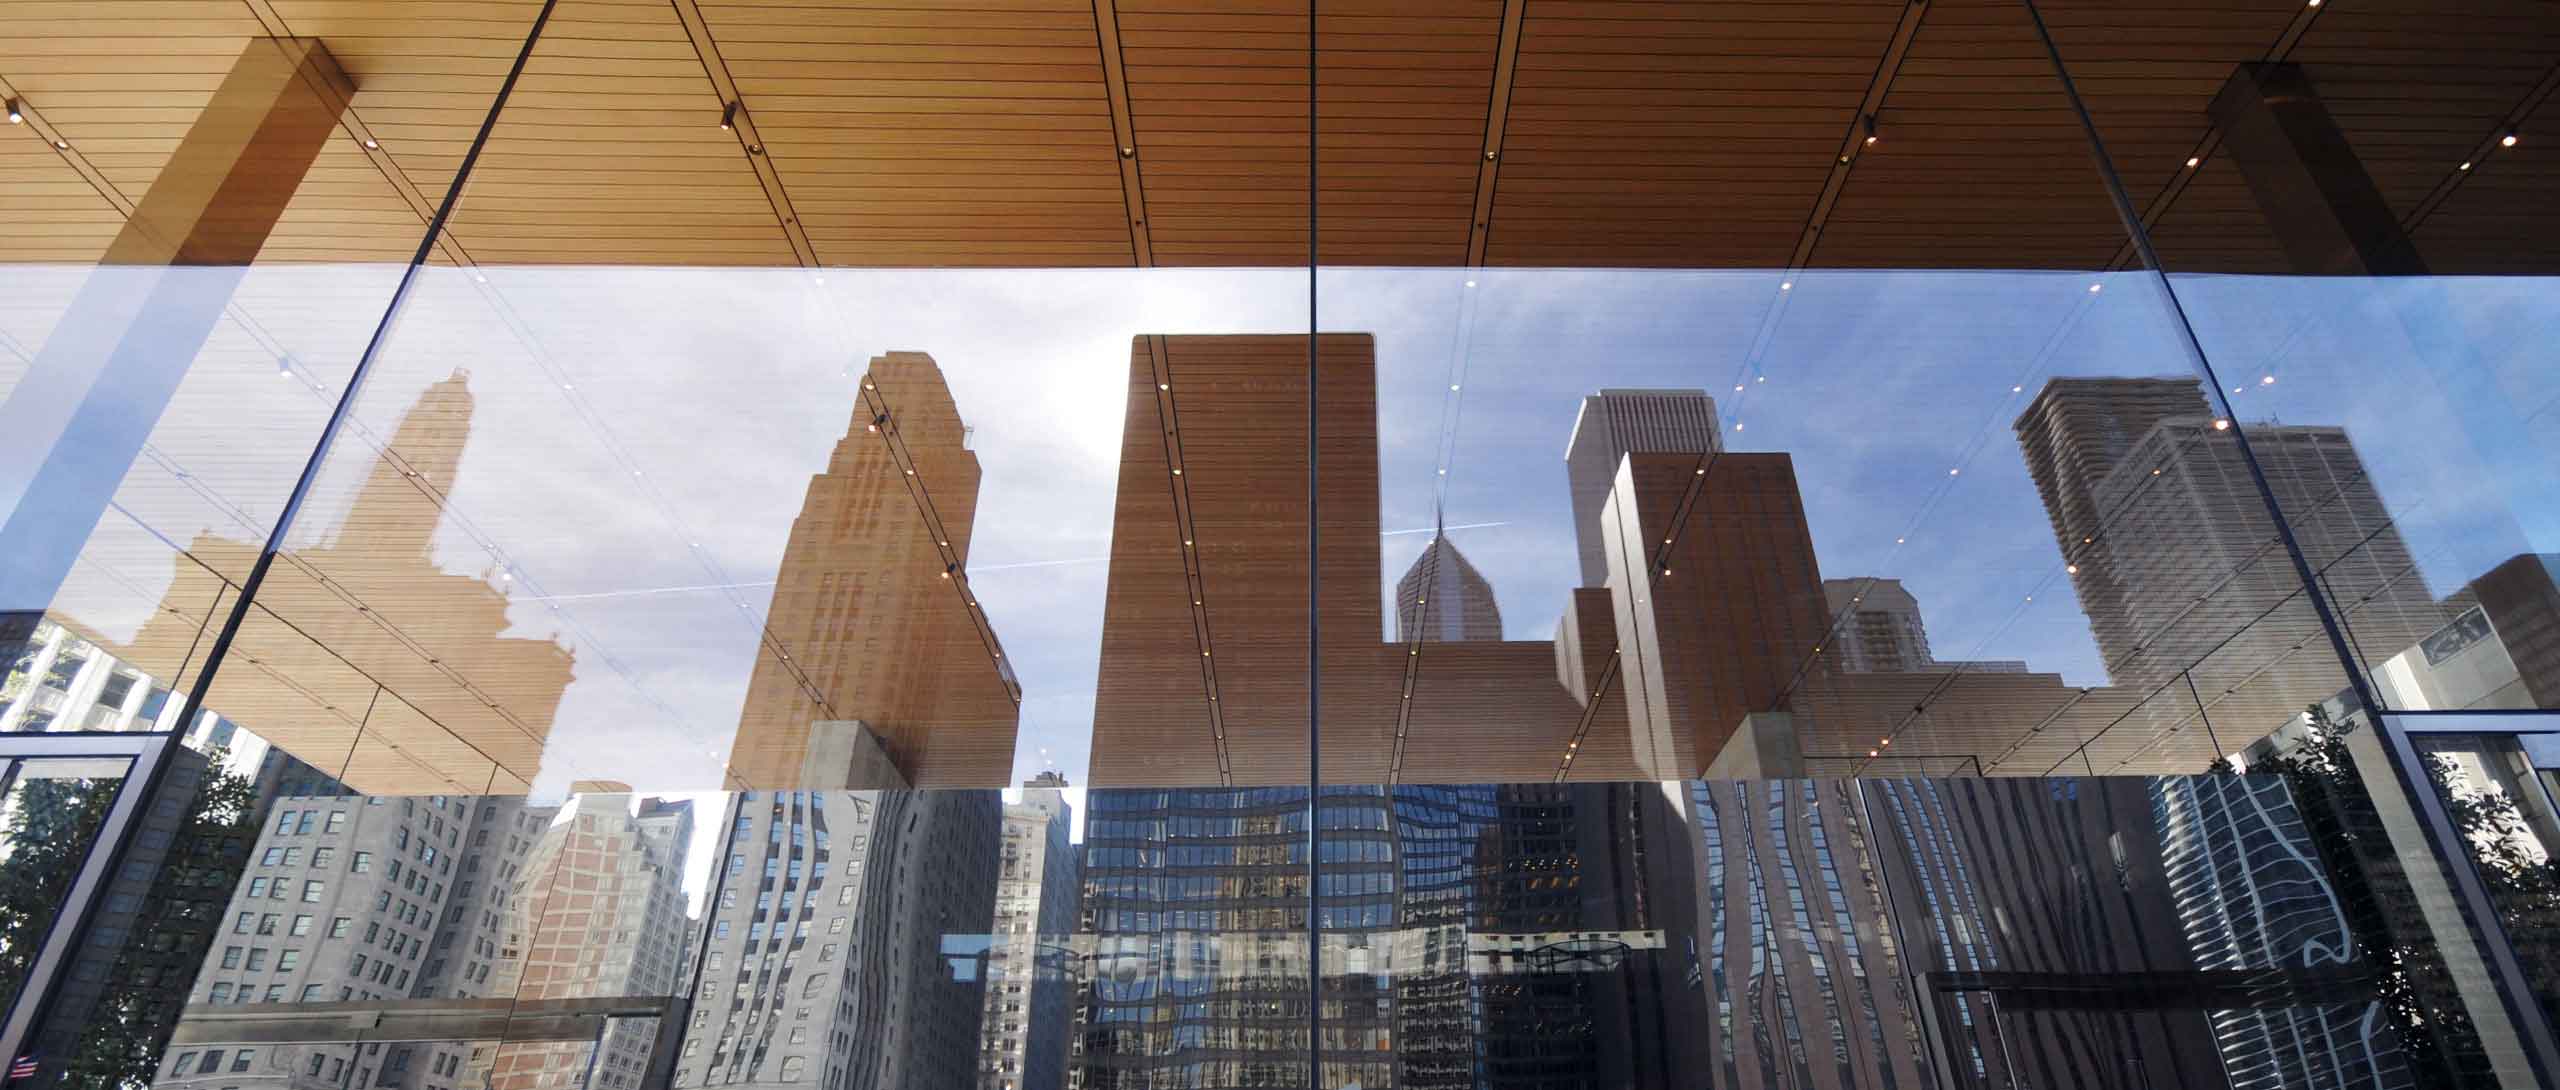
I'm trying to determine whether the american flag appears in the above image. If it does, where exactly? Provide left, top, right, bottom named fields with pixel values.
left=7, top=1055, right=35, bottom=1081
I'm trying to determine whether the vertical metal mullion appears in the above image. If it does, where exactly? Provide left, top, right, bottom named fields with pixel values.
left=1304, top=0, right=1324, bottom=1083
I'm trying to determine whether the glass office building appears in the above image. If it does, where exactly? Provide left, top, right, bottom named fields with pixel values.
left=1, top=1, right=2556, bottom=1086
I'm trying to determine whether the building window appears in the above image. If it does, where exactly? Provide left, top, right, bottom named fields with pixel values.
left=230, top=1050, right=255, bottom=1072
left=302, top=880, right=324, bottom=903
left=352, top=852, right=372, bottom=873
left=779, top=1058, right=804, bottom=1082
left=325, top=811, right=346, bottom=833
left=329, top=917, right=351, bottom=938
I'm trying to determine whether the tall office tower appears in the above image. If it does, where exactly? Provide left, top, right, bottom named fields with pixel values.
left=673, top=788, right=999, bottom=1090
left=2016, top=378, right=2439, bottom=737
left=1823, top=578, right=1937, bottom=672
left=1393, top=536, right=1503, bottom=642
left=1564, top=389, right=1721, bottom=587
left=1819, top=578, right=2029, bottom=675
left=161, top=796, right=555, bottom=1090
left=2150, top=775, right=2417, bottom=1090
left=978, top=773, right=1077, bottom=1090
left=482, top=796, right=696, bottom=1090
left=2468, top=554, right=2560, bottom=704
left=1070, top=784, right=1677, bottom=1089
left=731, top=352, right=1019, bottom=790
left=1599, top=451, right=1834, bottom=775
left=1088, top=335, right=1732, bottom=785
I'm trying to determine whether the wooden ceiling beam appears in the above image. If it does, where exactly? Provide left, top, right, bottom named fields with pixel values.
left=239, top=0, right=478, bottom=270
left=2105, top=1, right=2326, bottom=271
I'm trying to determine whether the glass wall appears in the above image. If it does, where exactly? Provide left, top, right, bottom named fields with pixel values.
left=0, top=0, right=2554, bottom=1085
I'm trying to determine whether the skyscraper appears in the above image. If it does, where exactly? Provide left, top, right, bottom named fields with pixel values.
left=1564, top=390, right=1721, bottom=587
left=1820, top=578, right=2029, bottom=675
left=2016, top=378, right=2440, bottom=733
left=730, top=352, right=1020, bottom=790
left=1070, top=784, right=1678, bottom=1089
left=484, top=796, right=695, bottom=1090
left=63, top=370, right=575, bottom=795
left=160, top=795, right=558, bottom=1090
left=978, top=773, right=1076, bottom=1090
left=1393, top=536, right=1503, bottom=643
left=673, top=788, right=998, bottom=1090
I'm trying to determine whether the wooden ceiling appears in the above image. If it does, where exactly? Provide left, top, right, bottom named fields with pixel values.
left=1, top=0, right=2552, bottom=272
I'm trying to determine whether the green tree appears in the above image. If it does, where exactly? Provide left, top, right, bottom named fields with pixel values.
left=2232, top=706, right=2512, bottom=1088
left=0, top=773, right=119, bottom=1017
left=38, top=749, right=258, bottom=1090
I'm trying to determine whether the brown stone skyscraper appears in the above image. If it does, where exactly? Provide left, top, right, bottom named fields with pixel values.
left=89, top=371, right=573, bottom=795
left=728, top=352, right=1019, bottom=789
left=1086, top=335, right=1820, bottom=786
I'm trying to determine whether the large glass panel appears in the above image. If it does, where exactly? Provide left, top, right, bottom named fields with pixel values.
left=0, top=6, right=545, bottom=726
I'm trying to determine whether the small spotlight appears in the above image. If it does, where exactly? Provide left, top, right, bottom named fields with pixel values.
left=2459, top=161, right=2473, bottom=171
left=2260, top=374, right=2275, bottom=385
left=363, top=137, right=379, bottom=150
left=1733, top=422, right=1744, bottom=432
left=8, top=100, right=24, bottom=124
left=1158, top=382, right=1169, bottom=391
left=720, top=101, right=739, bottom=131
left=1780, top=280, right=1793, bottom=291
left=2066, top=563, right=2079, bottom=575
left=2212, top=419, right=2231, bottom=431
left=2500, top=132, right=2519, bottom=148
left=1862, top=114, right=1880, bottom=146
left=53, top=138, right=68, bottom=150
left=1463, top=279, right=1477, bottom=288
left=1947, top=467, right=1960, bottom=477
left=2088, top=283, right=2103, bottom=293
left=2185, top=156, right=2200, bottom=168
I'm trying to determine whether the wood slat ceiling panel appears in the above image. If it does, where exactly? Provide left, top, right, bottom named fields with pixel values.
left=2413, top=97, right=2560, bottom=273
left=2291, top=0, right=2560, bottom=217
left=2142, top=158, right=2293, bottom=273
left=0, top=2, right=262, bottom=202
left=2032, top=0, right=2303, bottom=207
left=1815, top=0, right=2126, bottom=269
left=0, top=133, right=122, bottom=263
left=255, top=138, right=437, bottom=263
left=266, top=0, right=546, bottom=220
left=1117, top=0, right=1310, bottom=266
left=444, top=0, right=795, bottom=265
left=1312, top=0, right=1502, bottom=266
left=702, top=0, right=1135, bottom=267
left=1489, top=0, right=1904, bottom=268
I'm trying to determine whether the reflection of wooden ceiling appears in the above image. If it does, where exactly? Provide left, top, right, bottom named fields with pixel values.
left=1, top=0, right=2552, bottom=272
